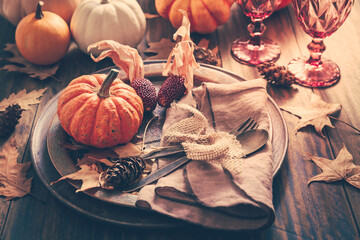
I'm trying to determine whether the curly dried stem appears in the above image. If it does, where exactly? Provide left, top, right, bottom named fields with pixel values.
left=141, top=115, right=159, bottom=152
left=329, top=116, right=360, bottom=133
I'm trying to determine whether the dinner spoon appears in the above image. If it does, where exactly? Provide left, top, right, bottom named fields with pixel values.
left=121, top=129, right=269, bottom=192
left=237, top=128, right=269, bottom=156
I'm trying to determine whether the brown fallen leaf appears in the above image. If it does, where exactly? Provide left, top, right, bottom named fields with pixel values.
left=61, top=136, right=143, bottom=167
left=143, top=36, right=220, bottom=66
left=0, top=44, right=59, bottom=80
left=51, top=164, right=101, bottom=192
left=280, top=93, right=341, bottom=137
left=308, top=145, right=360, bottom=189
left=143, top=38, right=176, bottom=60
left=77, top=153, right=114, bottom=167
left=0, top=139, right=32, bottom=200
left=111, top=142, right=142, bottom=158
left=0, top=88, right=47, bottom=111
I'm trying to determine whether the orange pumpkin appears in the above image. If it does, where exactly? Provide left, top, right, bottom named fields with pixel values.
left=15, top=1, right=70, bottom=65
left=155, top=0, right=234, bottom=34
left=155, top=0, right=292, bottom=34
left=57, top=69, right=144, bottom=148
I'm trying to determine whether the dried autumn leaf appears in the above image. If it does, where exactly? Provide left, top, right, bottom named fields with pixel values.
left=0, top=88, right=47, bottom=111
left=77, top=142, right=144, bottom=166
left=143, top=38, right=176, bottom=60
left=111, top=142, right=142, bottom=158
left=77, top=155, right=114, bottom=167
left=0, top=44, right=59, bottom=80
left=51, top=164, right=101, bottom=192
left=280, top=93, right=341, bottom=137
left=308, top=145, right=360, bottom=189
left=0, top=139, right=32, bottom=200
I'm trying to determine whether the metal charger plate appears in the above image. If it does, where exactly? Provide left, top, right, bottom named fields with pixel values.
left=31, top=60, right=288, bottom=227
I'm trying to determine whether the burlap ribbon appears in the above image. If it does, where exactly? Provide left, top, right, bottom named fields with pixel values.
left=162, top=103, right=245, bottom=174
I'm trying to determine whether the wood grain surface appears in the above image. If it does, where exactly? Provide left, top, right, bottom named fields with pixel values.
left=0, top=1, right=359, bottom=239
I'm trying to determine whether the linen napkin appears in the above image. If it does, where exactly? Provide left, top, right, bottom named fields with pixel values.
left=137, top=78, right=275, bottom=231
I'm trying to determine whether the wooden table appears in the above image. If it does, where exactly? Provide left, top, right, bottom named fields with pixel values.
left=1, top=2, right=360, bottom=239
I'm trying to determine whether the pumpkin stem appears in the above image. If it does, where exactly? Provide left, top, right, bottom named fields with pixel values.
left=98, top=69, right=120, bottom=98
left=101, top=0, right=109, bottom=4
left=35, top=1, right=44, bottom=19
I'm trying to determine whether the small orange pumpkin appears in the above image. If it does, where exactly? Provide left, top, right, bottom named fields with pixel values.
left=155, top=0, right=234, bottom=34
left=57, top=69, right=144, bottom=148
left=15, top=1, right=70, bottom=65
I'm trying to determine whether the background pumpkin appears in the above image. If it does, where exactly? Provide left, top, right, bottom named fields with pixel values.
left=155, top=0, right=234, bottom=34
left=155, top=0, right=292, bottom=34
left=57, top=69, right=144, bottom=148
left=15, top=2, right=71, bottom=65
left=70, top=0, right=146, bottom=54
left=0, top=0, right=82, bottom=25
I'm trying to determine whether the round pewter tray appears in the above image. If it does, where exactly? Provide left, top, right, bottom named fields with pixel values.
left=31, top=60, right=288, bottom=227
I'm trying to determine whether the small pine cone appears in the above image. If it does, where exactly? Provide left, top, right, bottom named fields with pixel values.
left=103, top=156, right=146, bottom=188
left=0, top=104, right=23, bottom=137
left=257, top=62, right=296, bottom=87
left=194, top=45, right=219, bottom=66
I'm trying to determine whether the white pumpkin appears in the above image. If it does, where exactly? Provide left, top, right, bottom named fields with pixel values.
left=0, top=0, right=82, bottom=25
left=70, top=0, right=146, bottom=54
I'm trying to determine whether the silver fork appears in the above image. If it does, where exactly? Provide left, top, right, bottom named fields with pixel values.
left=229, top=117, right=259, bottom=136
left=141, top=117, right=259, bottom=160
left=122, top=117, right=259, bottom=192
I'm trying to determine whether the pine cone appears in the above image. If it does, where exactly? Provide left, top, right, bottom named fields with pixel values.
left=257, top=62, right=296, bottom=87
left=194, top=45, right=219, bottom=66
left=103, top=156, right=145, bottom=188
left=0, top=104, right=23, bottom=137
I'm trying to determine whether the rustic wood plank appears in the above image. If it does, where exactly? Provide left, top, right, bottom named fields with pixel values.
left=218, top=3, right=360, bottom=239
left=0, top=16, right=49, bottom=238
left=313, top=0, right=360, bottom=234
left=265, top=5, right=360, bottom=240
left=1, top=1, right=360, bottom=239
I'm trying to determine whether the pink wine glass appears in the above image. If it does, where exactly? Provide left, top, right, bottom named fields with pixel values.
left=231, top=0, right=282, bottom=65
left=288, top=0, right=354, bottom=87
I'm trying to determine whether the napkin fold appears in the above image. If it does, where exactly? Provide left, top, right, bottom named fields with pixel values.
left=137, top=78, right=275, bottom=231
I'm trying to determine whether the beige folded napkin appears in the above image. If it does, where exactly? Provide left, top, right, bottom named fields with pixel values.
left=137, top=78, right=275, bottom=230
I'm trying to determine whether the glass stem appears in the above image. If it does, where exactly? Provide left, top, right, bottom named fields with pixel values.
left=248, top=19, right=266, bottom=46
left=307, top=38, right=326, bottom=66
